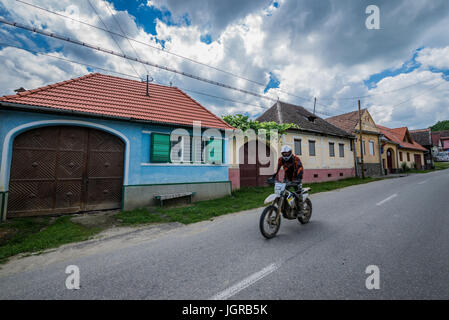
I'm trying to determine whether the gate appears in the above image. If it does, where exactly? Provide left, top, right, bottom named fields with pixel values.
left=7, top=126, right=124, bottom=217
left=239, top=142, right=275, bottom=187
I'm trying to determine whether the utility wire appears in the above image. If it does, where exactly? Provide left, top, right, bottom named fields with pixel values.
left=11, top=0, right=442, bottom=108
left=86, top=0, right=141, bottom=79
left=103, top=0, right=150, bottom=76
left=0, top=42, right=272, bottom=113
left=0, top=17, right=286, bottom=103
left=0, top=41, right=336, bottom=117
left=14, top=0, right=267, bottom=87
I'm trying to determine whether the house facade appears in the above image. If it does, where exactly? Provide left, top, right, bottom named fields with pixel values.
left=327, top=109, right=383, bottom=176
left=227, top=101, right=355, bottom=188
left=432, top=130, right=449, bottom=152
left=0, top=73, right=234, bottom=220
left=377, top=125, right=427, bottom=172
left=410, top=128, right=434, bottom=169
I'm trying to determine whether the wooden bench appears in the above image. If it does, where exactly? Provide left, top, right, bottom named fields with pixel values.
left=154, top=192, right=195, bottom=207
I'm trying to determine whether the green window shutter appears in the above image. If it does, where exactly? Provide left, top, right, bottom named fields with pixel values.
left=151, top=133, right=170, bottom=163
left=206, top=138, right=223, bottom=164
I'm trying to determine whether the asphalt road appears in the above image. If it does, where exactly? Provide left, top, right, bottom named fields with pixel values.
left=1, top=169, right=449, bottom=299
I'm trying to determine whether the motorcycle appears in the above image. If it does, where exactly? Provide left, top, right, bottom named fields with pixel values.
left=259, top=178, right=312, bottom=239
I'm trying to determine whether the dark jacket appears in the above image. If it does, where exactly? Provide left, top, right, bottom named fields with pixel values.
left=275, top=154, right=304, bottom=181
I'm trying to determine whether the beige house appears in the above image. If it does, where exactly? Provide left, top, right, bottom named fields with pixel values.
left=327, top=109, right=384, bottom=176
left=227, top=101, right=356, bottom=188
left=377, top=125, right=427, bottom=172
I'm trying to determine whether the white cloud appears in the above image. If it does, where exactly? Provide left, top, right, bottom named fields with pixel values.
left=417, top=46, right=449, bottom=69
left=0, top=0, right=448, bottom=129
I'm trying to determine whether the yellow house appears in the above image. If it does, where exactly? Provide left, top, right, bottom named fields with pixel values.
left=327, top=109, right=384, bottom=176
left=377, top=125, right=427, bottom=172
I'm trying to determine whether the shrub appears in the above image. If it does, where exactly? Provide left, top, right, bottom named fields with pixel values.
left=401, top=162, right=410, bottom=172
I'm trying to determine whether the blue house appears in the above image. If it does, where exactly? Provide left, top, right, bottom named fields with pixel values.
left=0, top=73, right=234, bottom=220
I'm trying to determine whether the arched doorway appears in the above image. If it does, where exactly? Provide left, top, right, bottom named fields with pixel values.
left=239, top=141, right=275, bottom=187
left=386, top=148, right=394, bottom=173
left=7, top=126, right=125, bottom=217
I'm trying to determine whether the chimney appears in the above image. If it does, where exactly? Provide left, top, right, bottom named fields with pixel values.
left=14, top=87, right=26, bottom=93
left=146, top=75, right=149, bottom=97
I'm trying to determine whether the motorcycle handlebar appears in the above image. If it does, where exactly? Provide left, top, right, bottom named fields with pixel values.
left=266, top=178, right=301, bottom=187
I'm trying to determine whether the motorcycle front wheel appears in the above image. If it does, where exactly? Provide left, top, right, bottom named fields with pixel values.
left=298, top=198, right=312, bottom=224
left=260, top=205, right=281, bottom=239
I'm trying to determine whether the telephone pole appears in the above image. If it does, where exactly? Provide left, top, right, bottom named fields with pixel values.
left=358, top=100, right=365, bottom=179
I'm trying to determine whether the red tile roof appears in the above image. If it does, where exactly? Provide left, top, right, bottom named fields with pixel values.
left=377, top=125, right=427, bottom=152
left=0, top=73, right=233, bottom=130
left=326, top=109, right=367, bottom=133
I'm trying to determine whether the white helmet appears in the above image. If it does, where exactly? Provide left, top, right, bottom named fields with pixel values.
left=281, top=145, right=293, bottom=161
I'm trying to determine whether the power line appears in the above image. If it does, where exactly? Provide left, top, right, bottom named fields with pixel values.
left=86, top=0, right=141, bottom=79
left=0, top=40, right=336, bottom=117
left=103, top=0, right=150, bottom=76
left=14, top=0, right=267, bottom=87
left=10, top=0, right=444, bottom=108
left=13, top=0, right=324, bottom=105
left=0, top=41, right=272, bottom=112
left=0, top=17, right=288, bottom=103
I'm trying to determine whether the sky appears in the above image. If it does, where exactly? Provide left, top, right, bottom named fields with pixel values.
left=0, top=0, right=448, bottom=129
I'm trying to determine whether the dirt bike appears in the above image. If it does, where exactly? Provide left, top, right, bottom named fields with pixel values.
left=259, top=178, right=312, bottom=239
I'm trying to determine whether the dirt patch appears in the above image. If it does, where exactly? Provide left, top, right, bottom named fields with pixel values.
left=70, top=210, right=120, bottom=229
left=0, top=228, right=17, bottom=244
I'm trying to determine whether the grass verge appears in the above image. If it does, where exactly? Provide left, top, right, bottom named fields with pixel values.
left=115, top=177, right=382, bottom=226
left=0, top=216, right=101, bottom=264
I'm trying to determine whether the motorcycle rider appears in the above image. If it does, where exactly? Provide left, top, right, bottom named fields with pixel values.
left=270, top=145, right=304, bottom=205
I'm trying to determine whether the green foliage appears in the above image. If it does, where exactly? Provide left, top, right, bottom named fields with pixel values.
left=431, top=120, right=449, bottom=132
left=222, top=114, right=299, bottom=137
left=401, top=162, right=410, bottom=172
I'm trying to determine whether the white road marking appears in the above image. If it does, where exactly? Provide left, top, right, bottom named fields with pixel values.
left=210, top=263, right=279, bottom=300
left=376, top=194, right=398, bottom=206
left=418, top=180, right=428, bottom=185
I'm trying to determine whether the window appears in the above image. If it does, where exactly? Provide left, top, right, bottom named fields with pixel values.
left=192, top=136, right=206, bottom=163
left=329, top=142, right=335, bottom=157
left=399, top=152, right=403, bottom=161
left=170, top=135, right=192, bottom=163
left=309, top=140, right=316, bottom=156
left=151, top=133, right=170, bottom=163
left=362, top=140, right=366, bottom=155
left=205, top=137, right=223, bottom=164
left=294, top=139, right=302, bottom=155
left=407, top=152, right=410, bottom=161
left=339, top=143, right=345, bottom=158
left=369, top=141, right=375, bottom=155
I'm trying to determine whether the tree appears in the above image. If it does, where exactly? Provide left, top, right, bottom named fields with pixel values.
left=431, top=120, right=449, bottom=132
left=222, top=114, right=299, bottom=138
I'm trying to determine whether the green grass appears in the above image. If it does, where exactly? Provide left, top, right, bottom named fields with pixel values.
left=434, top=162, right=449, bottom=170
left=408, top=161, right=449, bottom=173
left=0, top=216, right=101, bottom=264
left=115, top=177, right=381, bottom=226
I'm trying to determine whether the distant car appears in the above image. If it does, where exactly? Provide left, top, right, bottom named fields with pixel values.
left=435, top=152, right=449, bottom=162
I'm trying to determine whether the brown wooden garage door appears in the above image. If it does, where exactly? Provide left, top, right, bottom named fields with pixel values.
left=8, top=126, right=124, bottom=217
left=239, top=142, right=274, bottom=187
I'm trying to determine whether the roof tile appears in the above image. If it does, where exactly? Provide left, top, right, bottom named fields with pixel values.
left=0, top=73, right=233, bottom=130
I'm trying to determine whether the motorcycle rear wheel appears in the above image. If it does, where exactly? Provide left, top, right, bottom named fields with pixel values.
left=260, top=205, right=281, bottom=239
